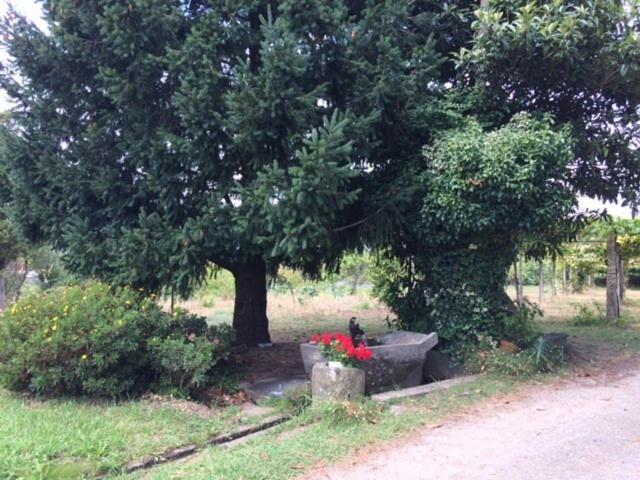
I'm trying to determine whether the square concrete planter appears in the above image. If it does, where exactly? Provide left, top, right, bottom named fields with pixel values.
left=311, top=363, right=365, bottom=403
left=301, top=331, right=438, bottom=394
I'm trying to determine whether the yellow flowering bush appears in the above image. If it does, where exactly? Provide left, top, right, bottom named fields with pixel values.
left=0, top=282, right=233, bottom=397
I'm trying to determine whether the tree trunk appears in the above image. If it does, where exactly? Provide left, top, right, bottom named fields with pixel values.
left=538, top=260, right=544, bottom=304
left=551, top=255, right=557, bottom=297
left=231, top=260, right=271, bottom=346
left=606, top=234, right=620, bottom=322
left=619, top=258, right=626, bottom=304
left=562, top=262, right=568, bottom=295
left=514, top=256, right=524, bottom=307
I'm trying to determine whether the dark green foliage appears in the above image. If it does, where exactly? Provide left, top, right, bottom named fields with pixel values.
left=494, top=305, right=543, bottom=349
left=0, top=219, right=22, bottom=271
left=460, top=0, right=640, bottom=203
left=148, top=336, right=216, bottom=396
left=0, top=282, right=232, bottom=397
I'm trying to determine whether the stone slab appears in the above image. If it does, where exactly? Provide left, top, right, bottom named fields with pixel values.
left=241, top=375, right=309, bottom=402
left=370, top=375, right=478, bottom=403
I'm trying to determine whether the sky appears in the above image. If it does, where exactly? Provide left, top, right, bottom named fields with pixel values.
left=0, top=0, right=634, bottom=219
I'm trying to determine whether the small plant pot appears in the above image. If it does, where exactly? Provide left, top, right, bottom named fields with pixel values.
left=311, top=363, right=365, bottom=404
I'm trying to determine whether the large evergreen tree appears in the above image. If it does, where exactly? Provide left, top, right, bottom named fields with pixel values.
left=0, top=1, right=452, bottom=345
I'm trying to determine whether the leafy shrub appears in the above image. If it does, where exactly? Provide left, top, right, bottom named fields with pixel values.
left=529, top=336, right=564, bottom=373
left=570, top=303, right=607, bottom=326
left=465, top=334, right=564, bottom=377
left=0, top=282, right=232, bottom=397
left=149, top=336, right=215, bottom=395
left=494, top=304, right=543, bottom=348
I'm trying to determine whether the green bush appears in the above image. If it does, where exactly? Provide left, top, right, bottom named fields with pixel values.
left=149, top=336, right=215, bottom=395
left=495, top=304, right=543, bottom=348
left=570, top=303, right=607, bottom=326
left=0, top=282, right=232, bottom=397
left=465, top=334, right=564, bottom=377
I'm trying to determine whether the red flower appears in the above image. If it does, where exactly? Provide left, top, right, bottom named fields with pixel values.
left=354, top=343, right=373, bottom=361
left=315, top=331, right=373, bottom=365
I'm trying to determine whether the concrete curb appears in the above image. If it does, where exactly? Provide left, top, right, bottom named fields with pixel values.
left=370, top=375, right=479, bottom=403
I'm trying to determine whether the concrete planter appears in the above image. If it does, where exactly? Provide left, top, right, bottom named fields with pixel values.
left=301, top=331, right=438, bottom=394
left=311, top=363, right=365, bottom=403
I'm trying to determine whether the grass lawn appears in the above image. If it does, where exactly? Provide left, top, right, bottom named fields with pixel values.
left=0, top=392, right=254, bottom=480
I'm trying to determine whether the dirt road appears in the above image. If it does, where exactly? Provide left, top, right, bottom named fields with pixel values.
left=306, top=366, right=640, bottom=480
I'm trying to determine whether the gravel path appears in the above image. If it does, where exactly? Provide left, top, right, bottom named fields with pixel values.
left=305, top=367, right=640, bottom=480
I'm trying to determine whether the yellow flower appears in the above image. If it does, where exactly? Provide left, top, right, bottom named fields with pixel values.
left=81, top=354, right=88, bottom=360
left=51, top=325, right=57, bottom=331
left=10, top=304, right=17, bottom=315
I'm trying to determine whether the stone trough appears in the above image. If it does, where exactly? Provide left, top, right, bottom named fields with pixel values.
left=300, top=331, right=438, bottom=394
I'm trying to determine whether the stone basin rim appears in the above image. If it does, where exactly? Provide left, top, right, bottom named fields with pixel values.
left=305, top=332, right=437, bottom=349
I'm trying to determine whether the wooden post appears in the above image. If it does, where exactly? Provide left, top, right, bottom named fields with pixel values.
left=538, top=260, right=544, bottom=304
left=551, top=255, right=557, bottom=297
left=606, top=234, right=620, bottom=322
left=514, top=256, right=524, bottom=308
left=619, top=258, right=626, bottom=305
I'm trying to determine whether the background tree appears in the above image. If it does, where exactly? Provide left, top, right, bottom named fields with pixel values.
left=0, top=113, right=23, bottom=310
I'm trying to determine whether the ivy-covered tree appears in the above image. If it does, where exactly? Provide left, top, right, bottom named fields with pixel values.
left=0, top=1, right=453, bottom=345
left=374, top=114, right=576, bottom=349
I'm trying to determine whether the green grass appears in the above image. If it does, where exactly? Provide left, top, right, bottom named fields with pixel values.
left=541, top=321, right=640, bottom=352
left=119, top=377, right=519, bottom=480
left=0, top=390, right=248, bottom=479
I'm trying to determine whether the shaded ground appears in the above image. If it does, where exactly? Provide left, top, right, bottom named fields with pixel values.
left=304, top=355, right=640, bottom=480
